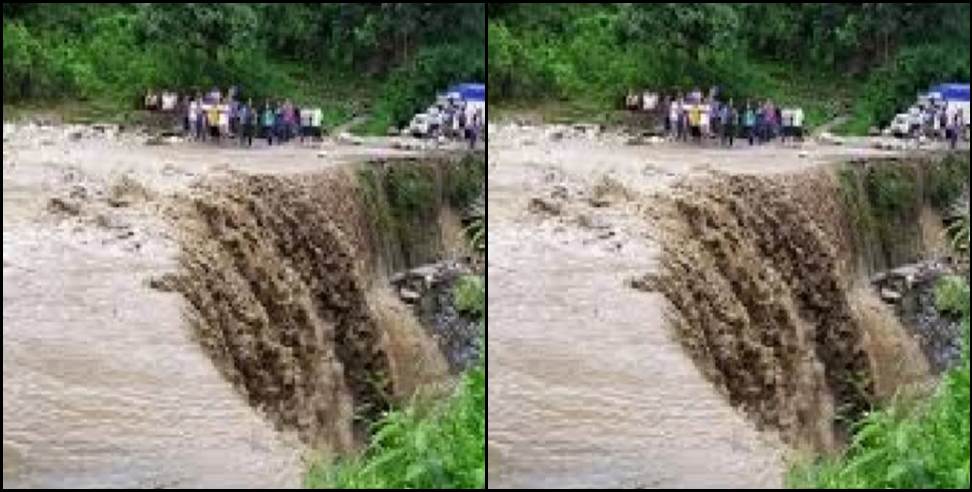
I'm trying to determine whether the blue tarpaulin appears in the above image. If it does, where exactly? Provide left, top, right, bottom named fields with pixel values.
left=447, top=83, right=485, bottom=102
left=929, top=83, right=970, bottom=102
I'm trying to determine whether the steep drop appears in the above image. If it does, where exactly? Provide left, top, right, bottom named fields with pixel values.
left=160, top=156, right=483, bottom=451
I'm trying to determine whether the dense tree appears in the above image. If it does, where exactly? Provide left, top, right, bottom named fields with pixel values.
left=489, top=3, right=970, bottom=132
left=3, top=3, right=485, bottom=132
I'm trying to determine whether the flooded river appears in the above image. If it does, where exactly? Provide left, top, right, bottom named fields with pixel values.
left=2, top=123, right=443, bottom=488
left=483, top=122, right=933, bottom=488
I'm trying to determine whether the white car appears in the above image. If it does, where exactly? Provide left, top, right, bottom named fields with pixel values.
left=409, top=114, right=430, bottom=137
left=890, top=114, right=911, bottom=138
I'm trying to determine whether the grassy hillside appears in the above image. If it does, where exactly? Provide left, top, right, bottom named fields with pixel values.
left=3, top=3, right=485, bottom=133
left=488, top=4, right=970, bottom=133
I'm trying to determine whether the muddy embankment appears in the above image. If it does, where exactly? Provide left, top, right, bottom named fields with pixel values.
left=636, top=152, right=969, bottom=454
left=155, top=154, right=485, bottom=452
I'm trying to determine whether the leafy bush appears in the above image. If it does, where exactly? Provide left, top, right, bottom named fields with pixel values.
left=307, top=357, right=485, bottom=489
left=864, top=165, right=917, bottom=220
left=946, top=196, right=970, bottom=255
left=936, top=275, right=971, bottom=318
left=453, top=276, right=485, bottom=318
left=791, top=277, right=970, bottom=489
left=308, top=269, right=486, bottom=489
left=386, top=165, right=438, bottom=220
left=926, top=155, right=971, bottom=211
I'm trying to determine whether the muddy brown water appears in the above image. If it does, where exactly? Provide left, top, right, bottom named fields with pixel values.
left=486, top=124, right=956, bottom=488
left=2, top=124, right=455, bottom=488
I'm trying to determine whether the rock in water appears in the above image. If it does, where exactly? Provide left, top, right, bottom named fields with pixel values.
left=399, top=288, right=421, bottom=303
left=529, top=197, right=563, bottom=216
left=48, top=197, right=82, bottom=216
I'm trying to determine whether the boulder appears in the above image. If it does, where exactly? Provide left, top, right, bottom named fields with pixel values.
left=399, top=288, right=421, bottom=303
left=337, top=132, right=364, bottom=146
left=880, top=288, right=903, bottom=303
left=818, top=132, right=844, bottom=146
left=48, top=197, right=82, bottom=216
left=529, top=197, right=563, bottom=216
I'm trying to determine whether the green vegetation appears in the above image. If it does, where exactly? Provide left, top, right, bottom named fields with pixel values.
left=356, top=156, right=485, bottom=270
left=488, top=4, right=970, bottom=132
left=789, top=298, right=969, bottom=489
left=948, top=199, right=970, bottom=254
left=333, top=157, right=486, bottom=489
left=386, top=165, right=439, bottom=221
left=935, top=275, right=971, bottom=318
left=444, top=155, right=487, bottom=211
left=453, top=276, right=485, bottom=319
left=307, top=354, right=484, bottom=489
left=3, top=3, right=484, bottom=132
left=838, top=156, right=970, bottom=269
left=307, top=272, right=485, bottom=489
left=926, top=154, right=971, bottom=211
left=790, top=185, right=971, bottom=489
left=865, top=166, right=918, bottom=221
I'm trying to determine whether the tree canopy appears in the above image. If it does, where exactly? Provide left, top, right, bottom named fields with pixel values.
left=3, top=3, right=486, bottom=131
left=488, top=3, right=970, bottom=132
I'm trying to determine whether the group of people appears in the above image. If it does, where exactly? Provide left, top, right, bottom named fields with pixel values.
left=422, top=95, right=485, bottom=149
left=145, top=87, right=325, bottom=147
left=182, top=87, right=324, bottom=147
left=904, top=103, right=965, bottom=150
left=662, top=88, right=804, bottom=147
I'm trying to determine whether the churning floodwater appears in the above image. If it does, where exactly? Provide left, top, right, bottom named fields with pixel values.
left=2, top=221, right=302, bottom=488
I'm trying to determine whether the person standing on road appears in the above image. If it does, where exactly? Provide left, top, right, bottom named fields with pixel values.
left=709, top=99, right=721, bottom=142
left=948, top=112, right=960, bottom=150
left=909, top=105, right=922, bottom=141
left=300, top=104, right=313, bottom=143
left=275, top=102, right=285, bottom=143
left=689, top=103, right=701, bottom=144
left=669, top=96, right=680, bottom=141
left=238, top=99, right=254, bottom=147
left=218, top=99, right=230, bottom=143
left=937, top=107, right=947, bottom=140
left=743, top=101, right=755, bottom=146
left=774, top=104, right=783, bottom=141
left=721, top=99, right=735, bottom=147
left=196, top=94, right=207, bottom=142
left=207, top=103, right=221, bottom=143
left=755, top=103, right=765, bottom=144
left=678, top=98, right=688, bottom=142
left=187, top=97, right=199, bottom=141
left=792, top=107, right=805, bottom=143
left=700, top=99, right=711, bottom=143
left=263, top=101, right=276, bottom=146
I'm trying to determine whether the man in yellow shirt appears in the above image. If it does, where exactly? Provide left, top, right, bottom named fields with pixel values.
left=207, top=105, right=220, bottom=142
left=689, top=104, right=701, bottom=142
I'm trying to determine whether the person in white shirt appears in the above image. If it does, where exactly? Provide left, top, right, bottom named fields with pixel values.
left=909, top=106, right=922, bottom=139
left=161, top=92, right=178, bottom=112
left=299, top=105, right=314, bottom=143
left=792, top=107, right=805, bottom=142
left=780, top=108, right=793, bottom=143
left=699, top=102, right=711, bottom=140
left=669, top=99, right=680, bottom=140
left=187, top=98, right=199, bottom=140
